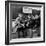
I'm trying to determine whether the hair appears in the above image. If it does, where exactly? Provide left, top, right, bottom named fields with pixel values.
left=32, top=9, right=40, bottom=16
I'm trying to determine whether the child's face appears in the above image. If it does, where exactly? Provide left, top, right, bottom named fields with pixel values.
left=35, top=15, right=39, bottom=18
left=18, top=14, right=22, bottom=17
left=28, top=15, right=31, bottom=19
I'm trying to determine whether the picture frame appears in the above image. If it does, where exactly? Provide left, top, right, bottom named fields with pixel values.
left=5, top=1, right=45, bottom=45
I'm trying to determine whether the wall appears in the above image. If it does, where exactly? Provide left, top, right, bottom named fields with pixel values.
left=0, top=0, right=46, bottom=46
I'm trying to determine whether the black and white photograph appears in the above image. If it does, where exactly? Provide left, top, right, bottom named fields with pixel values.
left=5, top=1, right=45, bottom=45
